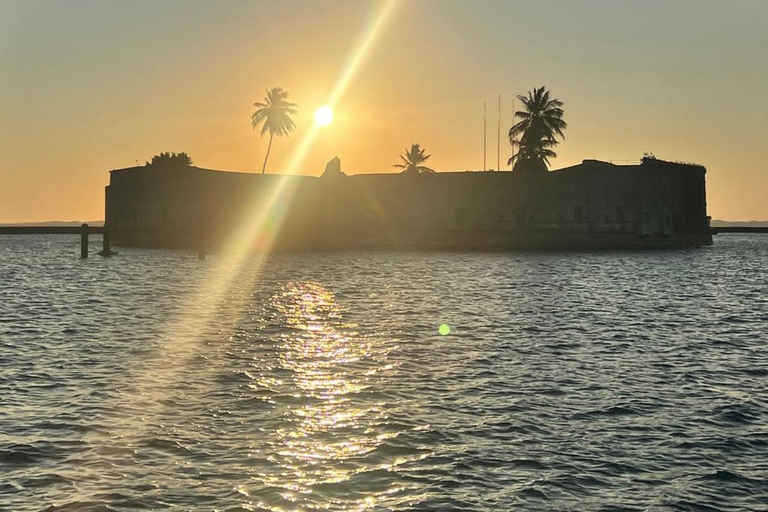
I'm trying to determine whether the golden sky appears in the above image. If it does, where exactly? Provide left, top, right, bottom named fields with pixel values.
left=1, top=0, right=767, bottom=222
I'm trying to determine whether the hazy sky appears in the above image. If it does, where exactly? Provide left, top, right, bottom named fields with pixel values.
left=1, top=0, right=767, bottom=222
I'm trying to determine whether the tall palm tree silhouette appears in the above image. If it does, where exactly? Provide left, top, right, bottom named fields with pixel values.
left=251, top=87, right=298, bottom=174
left=508, top=86, right=566, bottom=171
left=393, top=144, right=435, bottom=174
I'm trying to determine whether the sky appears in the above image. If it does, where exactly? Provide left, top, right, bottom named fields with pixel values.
left=1, top=0, right=767, bottom=223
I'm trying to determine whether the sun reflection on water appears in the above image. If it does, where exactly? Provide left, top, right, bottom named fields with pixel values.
left=248, top=282, right=404, bottom=510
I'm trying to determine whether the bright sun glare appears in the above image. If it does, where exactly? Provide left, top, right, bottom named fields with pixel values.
left=314, top=105, right=334, bottom=127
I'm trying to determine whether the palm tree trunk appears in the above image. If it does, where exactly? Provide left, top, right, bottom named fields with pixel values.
left=261, top=132, right=274, bottom=174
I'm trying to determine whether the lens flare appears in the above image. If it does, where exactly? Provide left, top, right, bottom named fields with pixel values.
left=439, top=324, right=451, bottom=336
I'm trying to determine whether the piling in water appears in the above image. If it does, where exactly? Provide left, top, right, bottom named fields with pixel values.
left=80, top=223, right=89, bottom=258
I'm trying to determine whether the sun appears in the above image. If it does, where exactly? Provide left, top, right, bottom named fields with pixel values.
left=314, top=105, right=333, bottom=127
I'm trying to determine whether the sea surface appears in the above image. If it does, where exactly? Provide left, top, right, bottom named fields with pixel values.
left=1, top=234, right=766, bottom=512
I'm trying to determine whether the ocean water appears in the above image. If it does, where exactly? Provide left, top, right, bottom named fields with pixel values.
left=1, top=234, right=766, bottom=512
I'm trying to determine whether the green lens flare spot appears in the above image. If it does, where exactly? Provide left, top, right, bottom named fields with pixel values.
left=439, top=324, right=451, bottom=336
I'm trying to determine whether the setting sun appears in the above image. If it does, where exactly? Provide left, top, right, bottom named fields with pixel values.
left=314, top=105, right=334, bottom=127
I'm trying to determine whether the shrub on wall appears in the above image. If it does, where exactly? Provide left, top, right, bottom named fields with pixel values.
left=145, top=152, right=193, bottom=168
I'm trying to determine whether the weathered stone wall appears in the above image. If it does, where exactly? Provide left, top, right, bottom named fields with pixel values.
left=107, top=159, right=711, bottom=251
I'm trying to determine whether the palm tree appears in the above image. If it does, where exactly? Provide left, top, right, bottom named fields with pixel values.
left=251, top=87, right=298, bottom=174
left=508, top=86, right=566, bottom=171
left=393, top=144, right=435, bottom=174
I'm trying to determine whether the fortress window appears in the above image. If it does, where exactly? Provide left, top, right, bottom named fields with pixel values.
left=162, top=208, right=168, bottom=221
left=574, top=206, right=584, bottom=222
left=455, top=207, right=466, bottom=224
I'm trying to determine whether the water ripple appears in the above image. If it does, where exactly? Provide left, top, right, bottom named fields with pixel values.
left=0, top=234, right=766, bottom=511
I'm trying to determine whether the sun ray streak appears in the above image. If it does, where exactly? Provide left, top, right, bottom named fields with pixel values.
left=116, top=0, right=404, bottom=414
left=328, top=0, right=399, bottom=109
left=219, top=0, right=400, bottom=261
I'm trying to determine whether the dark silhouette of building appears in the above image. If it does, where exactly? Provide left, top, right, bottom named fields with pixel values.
left=105, top=157, right=711, bottom=251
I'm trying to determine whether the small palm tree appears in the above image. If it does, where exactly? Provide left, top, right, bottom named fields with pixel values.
left=252, top=87, right=298, bottom=174
left=393, top=144, right=435, bottom=174
left=508, top=86, right=566, bottom=171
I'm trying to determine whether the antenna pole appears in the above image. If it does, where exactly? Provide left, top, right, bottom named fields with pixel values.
left=510, top=96, right=515, bottom=169
left=483, top=102, right=487, bottom=171
left=497, top=94, right=501, bottom=172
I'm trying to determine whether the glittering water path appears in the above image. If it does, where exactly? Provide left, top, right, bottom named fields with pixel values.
left=1, top=235, right=766, bottom=511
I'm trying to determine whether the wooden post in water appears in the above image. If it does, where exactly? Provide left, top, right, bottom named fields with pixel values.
left=80, top=223, right=89, bottom=258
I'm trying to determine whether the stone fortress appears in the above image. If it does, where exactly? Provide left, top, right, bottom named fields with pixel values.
left=105, top=156, right=712, bottom=252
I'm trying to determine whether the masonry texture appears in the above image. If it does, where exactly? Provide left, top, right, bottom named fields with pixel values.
left=105, top=158, right=712, bottom=252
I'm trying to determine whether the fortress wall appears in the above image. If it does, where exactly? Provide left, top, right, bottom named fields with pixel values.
left=340, top=173, right=519, bottom=230
left=109, top=167, right=319, bottom=248
left=108, top=160, right=711, bottom=251
left=311, top=168, right=676, bottom=247
left=670, top=165, right=709, bottom=234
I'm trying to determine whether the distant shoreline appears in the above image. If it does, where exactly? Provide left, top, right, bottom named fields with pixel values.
left=0, top=221, right=104, bottom=228
left=710, top=220, right=768, bottom=228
